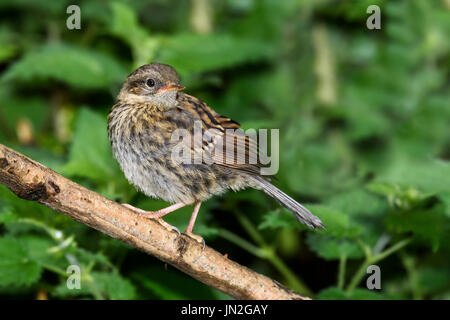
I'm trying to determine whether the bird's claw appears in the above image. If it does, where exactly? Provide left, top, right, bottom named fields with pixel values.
left=184, top=232, right=206, bottom=250
left=153, top=218, right=181, bottom=236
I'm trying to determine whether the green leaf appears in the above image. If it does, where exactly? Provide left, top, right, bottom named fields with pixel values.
left=417, top=267, right=450, bottom=296
left=19, top=235, right=62, bottom=268
left=53, top=271, right=136, bottom=299
left=440, top=192, right=450, bottom=218
left=53, top=280, right=93, bottom=298
left=157, top=33, right=276, bottom=76
left=375, top=159, right=450, bottom=196
left=91, top=272, right=136, bottom=300
left=0, top=209, right=19, bottom=224
left=0, top=236, right=42, bottom=287
left=306, top=233, right=364, bottom=260
left=367, top=181, right=430, bottom=210
left=0, top=185, right=65, bottom=227
left=109, top=1, right=158, bottom=66
left=258, top=209, right=301, bottom=230
left=62, top=108, right=125, bottom=186
left=337, top=102, right=391, bottom=140
left=259, top=205, right=363, bottom=239
left=0, top=28, right=17, bottom=63
left=11, top=146, right=65, bottom=171
left=306, top=205, right=363, bottom=238
left=326, top=189, right=388, bottom=218
left=0, top=233, right=67, bottom=281
left=384, top=206, right=446, bottom=250
left=0, top=96, right=50, bottom=135
left=2, top=44, right=127, bottom=89
left=0, top=0, right=69, bottom=13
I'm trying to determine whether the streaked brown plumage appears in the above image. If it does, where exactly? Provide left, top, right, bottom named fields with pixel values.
left=108, top=63, right=323, bottom=242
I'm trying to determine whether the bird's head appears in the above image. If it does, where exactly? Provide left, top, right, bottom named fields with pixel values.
left=118, top=63, right=185, bottom=108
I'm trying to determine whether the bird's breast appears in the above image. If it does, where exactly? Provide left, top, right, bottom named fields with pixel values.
left=107, top=103, right=190, bottom=201
left=108, top=104, right=173, bottom=166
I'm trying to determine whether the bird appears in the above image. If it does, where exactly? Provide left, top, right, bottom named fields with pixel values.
left=108, top=63, right=324, bottom=243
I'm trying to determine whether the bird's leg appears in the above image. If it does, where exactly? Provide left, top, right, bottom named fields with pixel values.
left=184, top=202, right=205, bottom=248
left=122, top=202, right=187, bottom=217
left=122, top=202, right=188, bottom=234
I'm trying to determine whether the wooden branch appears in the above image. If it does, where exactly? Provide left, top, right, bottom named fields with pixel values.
left=0, top=143, right=309, bottom=300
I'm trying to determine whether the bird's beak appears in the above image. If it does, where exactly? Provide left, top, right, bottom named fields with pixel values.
left=157, top=84, right=185, bottom=93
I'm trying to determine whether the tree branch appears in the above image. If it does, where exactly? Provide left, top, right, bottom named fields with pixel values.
left=0, top=143, right=309, bottom=300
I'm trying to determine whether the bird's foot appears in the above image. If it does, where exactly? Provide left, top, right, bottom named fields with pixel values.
left=184, top=232, right=206, bottom=249
left=122, top=203, right=181, bottom=235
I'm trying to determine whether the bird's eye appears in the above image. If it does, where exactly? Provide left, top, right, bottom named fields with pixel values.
left=146, top=79, right=155, bottom=87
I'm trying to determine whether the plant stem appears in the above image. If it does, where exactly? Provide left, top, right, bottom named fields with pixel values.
left=234, top=212, right=266, bottom=246
left=84, top=274, right=105, bottom=300
left=230, top=212, right=313, bottom=296
left=346, top=238, right=412, bottom=293
left=372, top=238, right=412, bottom=264
left=337, top=254, right=347, bottom=289
left=41, top=263, right=68, bottom=277
left=345, top=260, right=371, bottom=294
left=265, top=250, right=313, bottom=297
left=218, top=228, right=266, bottom=258
left=400, top=252, right=422, bottom=300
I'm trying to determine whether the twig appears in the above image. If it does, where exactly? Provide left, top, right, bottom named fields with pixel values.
left=0, top=143, right=309, bottom=300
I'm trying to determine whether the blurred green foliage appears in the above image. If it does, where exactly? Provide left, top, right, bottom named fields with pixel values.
left=0, top=0, right=449, bottom=300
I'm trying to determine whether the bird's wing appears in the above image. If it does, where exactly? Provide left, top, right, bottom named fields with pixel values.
left=175, top=93, right=263, bottom=176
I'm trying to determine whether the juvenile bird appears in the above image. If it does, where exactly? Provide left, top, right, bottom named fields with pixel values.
left=108, top=63, right=323, bottom=242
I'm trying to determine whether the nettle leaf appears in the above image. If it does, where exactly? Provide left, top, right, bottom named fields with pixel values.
left=376, top=159, right=450, bottom=196
left=12, top=146, right=65, bottom=172
left=0, top=0, right=70, bottom=13
left=0, top=184, right=66, bottom=228
left=19, top=235, right=63, bottom=268
left=338, top=102, right=392, bottom=141
left=110, top=1, right=147, bottom=43
left=53, top=279, right=93, bottom=299
left=440, top=192, right=450, bottom=218
left=306, top=233, right=364, bottom=260
left=307, top=205, right=363, bottom=238
left=367, top=181, right=430, bottom=210
left=54, top=271, right=136, bottom=299
left=2, top=44, right=126, bottom=89
left=157, top=33, right=275, bottom=76
left=109, top=1, right=158, bottom=66
left=0, top=96, right=50, bottom=135
left=282, top=141, right=355, bottom=197
left=317, top=287, right=386, bottom=300
left=259, top=209, right=305, bottom=231
left=91, top=272, right=136, bottom=300
left=325, top=189, right=388, bottom=218
left=0, top=28, right=17, bottom=63
left=384, top=206, right=446, bottom=251
left=259, top=205, right=363, bottom=239
left=0, top=209, right=19, bottom=224
left=0, top=234, right=67, bottom=284
left=417, top=267, right=450, bottom=296
left=62, top=108, right=126, bottom=186
left=0, top=236, right=42, bottom=287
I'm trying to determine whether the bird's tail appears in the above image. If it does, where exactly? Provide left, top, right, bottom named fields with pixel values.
left=250, top=176, right=324, bottom=229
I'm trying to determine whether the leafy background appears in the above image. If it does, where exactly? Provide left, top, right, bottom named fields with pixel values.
left=0, top=0, right=449, bottom=300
